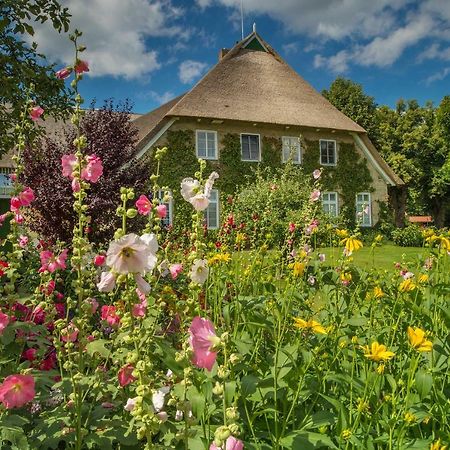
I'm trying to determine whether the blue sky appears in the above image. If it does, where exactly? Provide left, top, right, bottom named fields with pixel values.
left=30, top=0, right=450, bottom=114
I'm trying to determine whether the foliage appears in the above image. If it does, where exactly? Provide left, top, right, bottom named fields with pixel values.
left=21, top=100, right=147, bottom=244
left=0, top=0, right=72, bottom=155
left=391, top=224, right=425, bottom=247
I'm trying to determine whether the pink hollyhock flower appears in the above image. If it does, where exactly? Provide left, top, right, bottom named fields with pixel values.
left=61, top=154, right=77, bottom=179
left=55, top=67, right=71, bottom=79
left=0, top=374, right=35, bottom=409
left=210, top=437, right=244, bottom=450
left=30, top=106, right=44, bottom=121
left=136, top=195, right=152, bottom=215
left=118, top=364, right=136, bottom=387
left=81, top=155, right=103, bottom=182
left=18, top=235, right=28, bottom=248
left=74, top=59, right=89, bottom=74
left=71, top=179, right=80, bottom=192
left=101, top=402, right=114, bottom=408
left=0, top=213, right=8, bottom=225
left=21, top=348, right=37, bottom=361
left=55, top=292, right=64, bottom=301
left=169, top=263, right=183, bottom=280
left=10, top=197, right=21, bottom=212
left=0, top=311, right=10, bottom=335
left=156, top=204, right=167, bottom=219
left=54, top=303, right=65, bottom=318
left=132, top=297, right=147, bottom=318
left=124, top=397, right=138, bottom=412
left=86, top=297, right=99, bottom=314
left=14, top=213, right=23, bottom=224
left=189, top=194, right=209, bottom=211
left=18, top=187, right=35, bottom=206
left=93, top=254, right=106, bottom=266
left=97, top=272, right=116, bottom=292
left=189, top=316, right=220, bottom=371
left=288, top=222, right=296, bottom=233
left=39, top=249, right=68, bottom=273
left=41, top=279, right=56, bottom=296
left=101, top=305, right=120, bottom=327
left=313, top=169, right=321, bottom=180
left=30, top=306, right=46, bottom=324
left=0, top=261, right=8, bottom=277
left=310, top=189, right=321, bottom=202
left=40, top=353, right=57, bottom=371
left=61, top=323, right=79, bottom=342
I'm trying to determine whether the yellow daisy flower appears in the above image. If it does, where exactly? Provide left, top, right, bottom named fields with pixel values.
left=290, top=261, right=305, bottom=277
left=407, top=326, right=433, bottom=352
left=430, top=439, right=447, bottom=450
left=363, top=342, right=395, bottom=362
left=341, top=236, right=363, bottom=253
left=293, top=318, right=327, bottom=334
left=399, top=278, right=416, bottom=292
left=373, top=286, right=384, bottom=299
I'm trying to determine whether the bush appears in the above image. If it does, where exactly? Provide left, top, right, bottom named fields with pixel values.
left=392, top=224, right=424, bottom=246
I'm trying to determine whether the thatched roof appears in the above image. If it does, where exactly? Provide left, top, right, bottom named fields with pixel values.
left=165, top=33, right=364, bottom=133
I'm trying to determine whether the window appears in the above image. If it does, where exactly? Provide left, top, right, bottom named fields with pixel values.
left=322, top=192, right=339, bottom=217
left=196, top=130, right=218, bottom=160
left=157, top=190, right=173, bottom=227
left=320, top=140, right=337, bottom=166
left=241, top=134, right=260, bottom=161
left=0, top=167, right=13, bottom=198
left=205, top=189, right=219, bottom=229
left=282, top=136, right=301, bottom=164
left=356, top=192, right=372, bottom=227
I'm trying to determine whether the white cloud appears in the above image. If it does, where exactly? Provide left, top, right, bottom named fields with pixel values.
left=426, top=67, right=450, bottom=84
left=147, top=90, right=177, bottom=104
left=418, top=43, right=450, bottom=62
left=178, top=60, right=208, bottom=84
left=27, top=0, right=184, bottom=79
left=314, top=50, right=350, bottom=73
left=282, top=42, right=298, bottom=55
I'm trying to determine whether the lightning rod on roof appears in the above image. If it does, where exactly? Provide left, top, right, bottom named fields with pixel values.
left=240, top=0, right=244, bottom=40
left=253, top=22, right=256, bottom=33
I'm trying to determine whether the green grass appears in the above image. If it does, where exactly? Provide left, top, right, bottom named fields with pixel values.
left=318, top=244, right=430, bottom=271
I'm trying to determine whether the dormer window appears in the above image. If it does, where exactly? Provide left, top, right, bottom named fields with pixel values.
left=320, top=140, right=337, bottom=166
left=196, top=130, right=218, bottom=160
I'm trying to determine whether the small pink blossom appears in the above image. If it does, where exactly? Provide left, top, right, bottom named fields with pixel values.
left=0, top=374, right=35, bottom=409
left=101, top=305, right=120, bottom=327
left=288, top=222, right=296, bottom=233
left=319, top=253, right=326, bottom=262
left=0, top=213, right=8, bottom=225
left=18, top=235, right=28, bottom=248
left=71, top=179, right=80, bottom=192
left=55, top=67, right=72, bottom=79
left=0, top=311, right=10, bottom=335
left=313, top=169, right=321, bottom=180
left=81, top=155, right=103, bottom=183
left=10, top=197, right=21, bottom=212
left=93, top=254, right=106, bottom=266
left=30, top=106, right=44, bottom=121
left=74, top=60, right=89, bottom=74
left=61, top=154, right=77, bottom=179
left=124, top=397, right=138, bottom=412
left=132, top=297, right=147, bottom=318
left=39, top=249, right=68, bottom=273
left=402, top=271, right=414, bottom=280
left=210, top=436, right=244, bottom=450
left=189, top=316, right=220, bottom=371
left=19, top=187, right=35, bottom=206
left=310, top=189, right=321, bottom=202
left=118, top=364, right=136, bottom=387
left=136, top=195, right=152, bottom=216
left=14, top=213, right=24, bottom=224
left=86, top=297, right=99, bottom=314
left=41, top=279, right=55, bottom=296
left=61, top=323, right=79, bottom=342
left=169, top=263, right=183, bottom=280
left=156, top=204, right=167, bottom=219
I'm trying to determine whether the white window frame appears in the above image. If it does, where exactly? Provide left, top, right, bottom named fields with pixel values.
left=240, top=133, right=261, bottom=162
left=0, top=167, right=13, bottom=199
left=195, top=130, right=218, bottom=160
left=157, top=190, right=173, bottom=227
left=205, top=189, right=220, bottom=230
left=356, top=192, right=372, bottom=227
left=319, top=139, right=337, bottom=166
left=282, top=136, right=301, bottom=164
left=322, top=191, right=339, bottom=217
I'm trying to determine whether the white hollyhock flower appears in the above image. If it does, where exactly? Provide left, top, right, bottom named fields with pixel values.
left=135, top=274, right=151, bottom=294
left=189, top=259, right=209, bottom=285
left=124, top=397, right=138, bottom=412
left=204, top=171, right=219, bottom=197
left=180, top=177, right=200, bottom=201
left=106, top=233, right=157, bottom=274
left=189, top=193, right=210, bottom=211
left=181, top=172, right=219, bottom=211
left=97, top=272, right=116, bottom=292
left=152, top=386, right=170, bottom=412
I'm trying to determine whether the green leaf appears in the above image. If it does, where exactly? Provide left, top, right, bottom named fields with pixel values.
left=280, top=431, right=338, bottom=449
left=85, top=339, right=111, bottom=358
left=415, top=369, right=433, bottom=399
left=240, top=375, right=258, bottom=397
left=301, top=410, right=336, bottom=430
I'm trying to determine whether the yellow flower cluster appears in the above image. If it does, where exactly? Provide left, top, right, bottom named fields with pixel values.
left=399, top=278, right=416, bottom=292
left=373, top=286, right=384, bottom=299
left=430, top=439, right=448, bottom=450
left=289, top=261, right=306, bottom=277
left=293, top=317, right=327, bottom=334
left=363, top=342, right=395, bottom=362
left=208, top=253, right=232, bottom=265
left=407, top=326, right=433, bottom=352
left=340, top=236, right=363, bottom=253
left=336, top=229, right=349, bottom=238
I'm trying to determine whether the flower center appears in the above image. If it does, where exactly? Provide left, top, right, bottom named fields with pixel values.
left=120, top=247, right=135, bottom=259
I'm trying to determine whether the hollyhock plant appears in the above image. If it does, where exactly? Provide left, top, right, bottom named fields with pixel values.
left=181, top=172, right=219, bottom=211
left=118, top=364, right=136, bottom=387
left=132, top=297, right=147, bottom=318
left=156, top=204, right=167, bottom=219
left=61, top=154, right=78, bottom=178
left=39, top=249, right=69, bottom=273
left=18, top=187, right=35, bottom=206
left=169, top=263, right=183, bottom=280
left=310, top=189, right=321, bottom=202
left=97, top=272, right=116, bottom=292
left=10, top=196, right=21, bottom=212
left=55, top=67, right=72, bottom=79
left=136, top=195, right=152, bottom=215
left=0, top=311, right=9, bottom=335
left=30, top=106, right=44, bottom=121
left=189, top=259, right=209, bottom=285
left=81, top=155, right=103, bottom=182
left=189, top=316, right=220, bottom=371
left=74, top=59, right=89, bottom=74
left=101, top=305, right=120, bottom=327
left=0, top=374, right=35, bottom=409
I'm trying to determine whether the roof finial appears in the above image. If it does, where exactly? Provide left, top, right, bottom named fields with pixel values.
left=253, top=22, right=256, bottom=33
left=240, top=0, right=244, bottom=40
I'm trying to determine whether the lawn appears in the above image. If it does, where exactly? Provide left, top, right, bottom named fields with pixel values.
left=318, top=243, right=430, bottom=271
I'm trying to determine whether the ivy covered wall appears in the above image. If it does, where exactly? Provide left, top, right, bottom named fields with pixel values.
left=144, top=127, right=378, bottom=232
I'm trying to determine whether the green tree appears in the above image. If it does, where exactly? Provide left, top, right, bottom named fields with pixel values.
left=0, top=0, right=71, bottom=155
left=322, top=77, right=379, bottom=144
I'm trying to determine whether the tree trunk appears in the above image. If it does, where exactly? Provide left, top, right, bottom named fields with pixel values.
left=431, top=198, right=448, bottom=228
left=389, top=186, right=407, bottom=228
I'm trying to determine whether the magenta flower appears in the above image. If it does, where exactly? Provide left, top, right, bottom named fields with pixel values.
left=93, top=254, right=106, bottom=266
left=74, top=59, right=89, bottom=74
left=101, top=305, right=120, bottom=327
left=39, top=249, right=68, bottom=273
left=118, top=364, right=136, bottom=387
left=18, top=235, right=28, bottom=248
left=10, top=197, right=21, bottom=212
left=81, top=155, right=103, bottom=182
left=156, top=204, right=167, bottom=219
left=169, top=263, right=183, bottom=280
left=0, top=311, right=9, bottom=335
left=55, top=67, right=72, bottom=79
left=0, top=374, right=35, bottom=409
left=310, top=189, right=321, bottom=202
left=288, top=222, right=296, bottom=233
left=30, top=106, right=44, bottom=121
left=189, top=316, right=220, bottom=371
left=136, top=195, right=152, bottom=215
left=18, top=187, right=35, bottom=206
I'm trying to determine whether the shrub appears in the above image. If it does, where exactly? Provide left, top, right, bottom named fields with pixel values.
left=392, top=223, right=424, bottom=246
